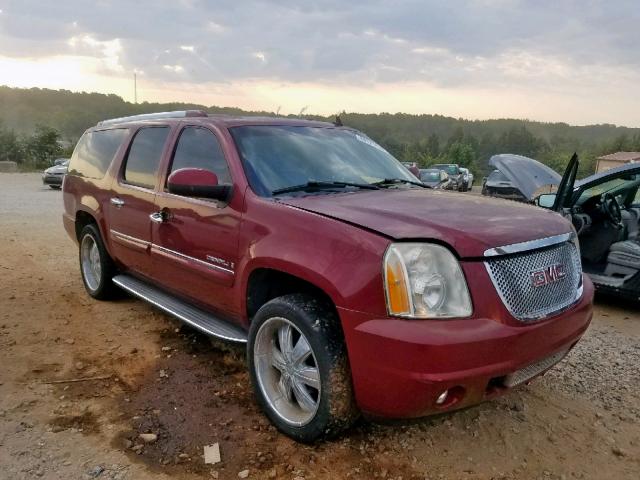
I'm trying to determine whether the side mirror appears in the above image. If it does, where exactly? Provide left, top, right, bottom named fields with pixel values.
left=167, top=168, right=231, bottom=201
left=536, top=193, right=557, bottom=209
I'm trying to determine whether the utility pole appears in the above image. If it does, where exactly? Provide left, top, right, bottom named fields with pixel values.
left=134, top=73, right=137, bottom=104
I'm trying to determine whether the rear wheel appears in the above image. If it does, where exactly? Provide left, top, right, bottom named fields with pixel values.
left=79, top=224, right=118, bottom=299
left=248, top=294, right=359, bottom=442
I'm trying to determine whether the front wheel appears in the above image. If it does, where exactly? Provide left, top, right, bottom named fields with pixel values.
left=248, top=294, right=359, bottom=442
left=79, top=224, right=118, bottom=299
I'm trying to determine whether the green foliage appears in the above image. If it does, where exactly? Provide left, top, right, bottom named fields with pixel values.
left=0, top=122, right=64, bottom=169
left=0, top=122, right=23, bottom=163
left=1, top=85, right=639, bottom=178
left=22, top=125, right=64, bottom=168
left=444, top=141, right=476, bottom=168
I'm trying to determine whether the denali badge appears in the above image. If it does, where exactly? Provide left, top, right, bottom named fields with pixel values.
left=530, top=264, right=566, bottom=288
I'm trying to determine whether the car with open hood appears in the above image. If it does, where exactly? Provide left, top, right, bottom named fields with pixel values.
left=490, top=153, right=640, bottom=300
left=483, top=154, right=560, bottom=202
left=62, top=111, right=593, bottom=442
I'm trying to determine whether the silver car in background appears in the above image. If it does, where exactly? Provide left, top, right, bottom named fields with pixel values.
left=459, top=167, right=473, bottom=191
left=42, top=159, right=69, bottom=189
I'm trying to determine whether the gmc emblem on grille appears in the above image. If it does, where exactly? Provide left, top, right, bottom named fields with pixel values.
left=530, top=264, right=567, bottom=288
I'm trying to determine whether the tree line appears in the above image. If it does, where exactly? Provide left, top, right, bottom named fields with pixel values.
left=0, top=122, right=66, bottom=169
left=1, top=85, right=639, bottom=177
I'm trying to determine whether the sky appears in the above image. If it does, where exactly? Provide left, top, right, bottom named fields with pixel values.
left=0, top=0, right=639, bottom=126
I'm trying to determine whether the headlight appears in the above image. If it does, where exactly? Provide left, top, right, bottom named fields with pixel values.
left=570, top=229, right=581, bottom=258
left=383, top=243, right=473, bottom=318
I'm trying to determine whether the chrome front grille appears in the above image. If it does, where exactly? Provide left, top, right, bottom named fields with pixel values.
left=485, top=240, right=582, bottom=322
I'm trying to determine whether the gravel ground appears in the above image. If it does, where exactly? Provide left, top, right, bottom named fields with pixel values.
left=0, top=173, right=638, bottom=480
left=545, top=324, right=640, bottom=421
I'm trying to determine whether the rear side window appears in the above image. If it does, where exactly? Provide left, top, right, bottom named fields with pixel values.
left=68, top=129, right=128, bottom=179
left=123, top=127, right=170, bottom=189
left=169, top=127, right=232, bottom=184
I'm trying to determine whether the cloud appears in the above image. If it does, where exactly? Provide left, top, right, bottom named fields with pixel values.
left=67, top=35, right=123, bottom=72
left=163, top=64, right=184, bottom=73
left=0, top=1, right=637, bottom=82
left=0, top=1, right=639, bottom=124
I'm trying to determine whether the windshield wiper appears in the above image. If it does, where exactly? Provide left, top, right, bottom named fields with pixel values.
left=272, top=181, right=380, bottom=196
left=372, top=178, right=429, bottom=188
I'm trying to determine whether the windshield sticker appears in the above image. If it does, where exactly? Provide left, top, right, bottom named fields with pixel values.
left=354, top=133, right=387, bottom=153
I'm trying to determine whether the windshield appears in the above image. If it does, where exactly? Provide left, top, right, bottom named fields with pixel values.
left=230, top=126, right=415, bottom=196
left=420, top=171, right=441, bottom=182
left=488, top=170, right=509, bottom=182
left=434, top=164, right=458, bottom=175
left=577, top=175, right=640, bottom=205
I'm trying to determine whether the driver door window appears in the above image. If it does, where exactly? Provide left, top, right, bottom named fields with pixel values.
left=169, top=127, right=231, bottom=185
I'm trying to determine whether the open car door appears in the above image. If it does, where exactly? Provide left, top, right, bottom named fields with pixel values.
left=551, top=153, right=579, bottom=212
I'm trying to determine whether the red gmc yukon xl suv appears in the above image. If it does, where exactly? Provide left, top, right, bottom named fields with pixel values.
left=62, top=111, right=593, bottom=442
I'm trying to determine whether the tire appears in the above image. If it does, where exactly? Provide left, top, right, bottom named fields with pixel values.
left=49, top=185, right=61, bottom=190
left=247, top=294, right=359, bottom=442
left=78, top=224, right=118, bottom=300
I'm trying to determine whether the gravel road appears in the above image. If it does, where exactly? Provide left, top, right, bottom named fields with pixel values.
left=0, top=173, right=638, bottom=480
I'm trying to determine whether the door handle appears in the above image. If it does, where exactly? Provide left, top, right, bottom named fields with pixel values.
left=110, top=197, right=125, bottom=208
left=149, top=212, right=164, bottom=223
left=150, top=210, right=171, bottom=223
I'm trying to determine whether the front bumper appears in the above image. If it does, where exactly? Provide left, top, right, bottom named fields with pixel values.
left=340, top=275, right=593, bottom=418
left=42, top=174, right=64, bottom=186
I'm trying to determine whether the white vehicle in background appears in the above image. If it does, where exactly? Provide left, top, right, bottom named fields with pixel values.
left=459, top=167, right=472, bottom=191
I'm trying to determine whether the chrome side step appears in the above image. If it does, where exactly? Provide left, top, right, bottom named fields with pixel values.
left=112, top=274, right=247, bottom=343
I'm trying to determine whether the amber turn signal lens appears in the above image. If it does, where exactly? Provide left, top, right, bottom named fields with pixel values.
left=385, top=250, right=411, bottom=315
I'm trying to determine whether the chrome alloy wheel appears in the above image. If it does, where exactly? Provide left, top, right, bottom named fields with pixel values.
left=253, top=317, right=321, bottom=426
left=80, top=234, right=102, bottom=292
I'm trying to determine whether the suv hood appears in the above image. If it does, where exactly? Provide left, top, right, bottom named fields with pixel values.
left=280, top=189, right=571, bottom=258
left=489, top=154, right=560, bottom=201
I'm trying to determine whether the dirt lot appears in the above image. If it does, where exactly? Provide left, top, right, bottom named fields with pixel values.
left=0, top=173, right=638, bottom=480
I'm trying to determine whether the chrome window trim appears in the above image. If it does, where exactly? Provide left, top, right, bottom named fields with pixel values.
left=483, top=232, right=573, bottom=257
left=157, top=190, right=228, bottom=208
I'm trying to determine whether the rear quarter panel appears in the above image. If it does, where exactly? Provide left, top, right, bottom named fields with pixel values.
left=62, top=128, right=134, bottom=255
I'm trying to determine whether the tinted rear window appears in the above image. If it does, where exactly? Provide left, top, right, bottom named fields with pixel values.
left=123, top=127, right=170, bottom=189
left=68, top=129, right=128, bottom=179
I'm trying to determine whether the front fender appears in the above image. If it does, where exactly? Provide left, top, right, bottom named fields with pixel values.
left=236, top=196, right=391, bottom=322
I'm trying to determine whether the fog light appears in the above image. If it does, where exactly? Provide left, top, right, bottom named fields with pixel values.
left=435, top=390, right=449, bottom=405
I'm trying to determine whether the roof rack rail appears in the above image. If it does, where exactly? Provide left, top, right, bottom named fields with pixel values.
left=97, top=110, right=208, bottom=126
